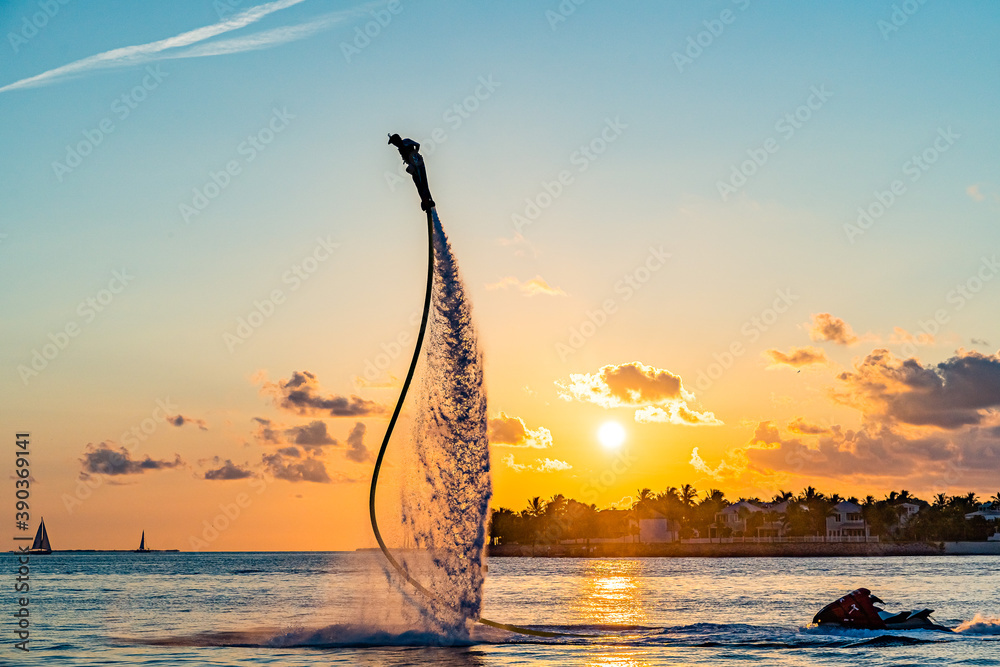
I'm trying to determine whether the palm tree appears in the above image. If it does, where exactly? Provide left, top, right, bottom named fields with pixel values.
left=525, top=496, right=545, bottom=518
left=680, top=484, right=698, bottom=506
left=634, top=488, right=654, bottom=507
left=772, top=490, right=794, bottom=503
left=523, top=496, right=546, bottom=550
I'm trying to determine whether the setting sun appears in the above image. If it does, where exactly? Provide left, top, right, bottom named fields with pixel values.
left=597, top=421, right=626, bottom=450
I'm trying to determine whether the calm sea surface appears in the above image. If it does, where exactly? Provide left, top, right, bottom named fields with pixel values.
left=7, top=552, right=1000, bottom=666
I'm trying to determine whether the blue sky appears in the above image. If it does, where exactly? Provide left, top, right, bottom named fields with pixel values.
left=2, top=0, right=999, bottom=549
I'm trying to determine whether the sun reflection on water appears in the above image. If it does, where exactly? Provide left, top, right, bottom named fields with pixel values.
left=572, top=560, right=648, bottom=627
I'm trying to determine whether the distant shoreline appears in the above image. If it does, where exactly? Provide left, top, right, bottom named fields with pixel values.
left=10, top=549, right=180, bottom=553
left=488, top=541, right=1000, bottom=558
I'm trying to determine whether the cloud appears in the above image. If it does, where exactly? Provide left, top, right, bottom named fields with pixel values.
left=485, top=275, right=566, bottom=297
left=262, top=451, right=332, bottom=483
left=496, top=232, right=539, bottom=258
left=80, top=443, right=183, bottom=476
left=965, top=183, right=999, bottom=204
left=168, top=414, right=208, bottom=430
left=285, top=420, right=336, bottom=445
left=345, top=422, right=372, bottom=463
left=889, top=327, right=934, bottom=346
left=787, top=417, right=831, bottom=435
left=488, top=412, right=553, bottom=448
left=252, top=417, right=283, bottom=444
left=535, top=458, right=572, bottom=472
left=500, top=453, right=571, bottom=473
left=692, top=347, right=1000, bottom=490
left=253, top=414, right=373, bottom=462
left=689, top=447, right=724, bottom=479
left=835, top=349, right=1000, bottom=429
left=557, top=361, right=720, bottom=425
left=765, top=346, right=828, bottom=368
left=501, top=453, right=526, bottom=472
left=0, top=0, right=362, bottom=93
left=635, top=404, right=723, bottom=426
left=204, top=459, right=253, bottom=480
left=809, top=313, right=860, bottom=345
left=262, top=371, right=385, bottom=417
left=971, top=338, right=990, bottom=346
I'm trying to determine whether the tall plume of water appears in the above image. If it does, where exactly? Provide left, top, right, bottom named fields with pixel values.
left=398, top=211, right=492, bottom=637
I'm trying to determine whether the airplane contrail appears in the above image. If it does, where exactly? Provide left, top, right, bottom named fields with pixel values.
left=0, top=0, right=364, bottom=94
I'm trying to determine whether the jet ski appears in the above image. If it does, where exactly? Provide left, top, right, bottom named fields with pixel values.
left=388, top=133, right=435, bottom=211
left=813, top=588, right=952, bottom=632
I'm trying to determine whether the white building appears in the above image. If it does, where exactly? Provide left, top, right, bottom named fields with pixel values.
left=638, top=509, right=680, bottom=543
left=826, top=501, right=870, bottom=540
left=897, top=502, right=922, bottom=523
left=711, top=501, right=765, bottom=538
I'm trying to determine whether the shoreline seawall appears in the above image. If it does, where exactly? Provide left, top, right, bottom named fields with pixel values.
left=488, top=542, right=951, bottom=558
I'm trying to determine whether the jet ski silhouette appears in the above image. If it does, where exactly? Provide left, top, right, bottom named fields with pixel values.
left=387, top=133, right=435, bottom=211
left=813, top=588, right=952, bottom=632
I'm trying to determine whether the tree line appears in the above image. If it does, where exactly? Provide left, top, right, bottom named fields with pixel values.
left=488, top=486, right=1000, bottom=545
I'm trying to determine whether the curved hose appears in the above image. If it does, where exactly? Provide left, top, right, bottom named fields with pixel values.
left=367, top=209, right=571, bottom=639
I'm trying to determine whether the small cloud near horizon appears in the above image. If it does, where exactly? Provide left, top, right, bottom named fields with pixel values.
left=485, top=275, right=566, bottom=297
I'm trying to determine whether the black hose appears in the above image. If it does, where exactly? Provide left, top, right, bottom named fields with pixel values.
left=367, top=208, right=573, bottom=639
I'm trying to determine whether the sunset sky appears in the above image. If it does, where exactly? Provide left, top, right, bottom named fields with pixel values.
left=3, top=1, right=999, bottom=551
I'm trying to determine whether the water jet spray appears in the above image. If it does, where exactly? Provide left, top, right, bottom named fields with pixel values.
left=369, top=134, right=571, bottom=639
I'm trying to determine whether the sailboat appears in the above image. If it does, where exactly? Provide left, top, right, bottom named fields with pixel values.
left=26, top=518, right=52, bottom=554
left=134, top=530, right=151, bottom=553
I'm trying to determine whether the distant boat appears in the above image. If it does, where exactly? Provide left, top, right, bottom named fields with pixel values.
left=26, top=518, right=52, bottom=554
left=135, top=530, right=151, bottom=553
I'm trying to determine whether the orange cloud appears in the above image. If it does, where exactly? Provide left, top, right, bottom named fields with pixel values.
left=835, top=348, right=1000, bottom=429
left=787, top=417, right=831, bottom=435
left=809, top=313, right=859, bottom=345
left=500, top=453, right=571, bottom=473
left=557, top=361, right=720, bottom=425
left=765, top=346, right=828, bottom=368
left=260, top=371, right=385, bottom=417
left=489, top=412, right=553, bottom=449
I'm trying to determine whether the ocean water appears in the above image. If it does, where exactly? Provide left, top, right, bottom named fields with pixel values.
left=9, top=552, right=1000, bottom=666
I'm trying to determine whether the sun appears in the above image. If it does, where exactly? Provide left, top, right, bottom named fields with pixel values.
left=597, top=421, right=626, bottom=450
